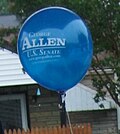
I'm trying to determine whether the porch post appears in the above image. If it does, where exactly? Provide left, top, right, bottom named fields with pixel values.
left=117, top=105, right=120, bottom=133
left=58, top=92, right=67, bottom=128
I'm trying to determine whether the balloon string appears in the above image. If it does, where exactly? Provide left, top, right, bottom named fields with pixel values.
left=58, top=91, right=74, bottom=134
left=67, top=110, right=74, bottom=134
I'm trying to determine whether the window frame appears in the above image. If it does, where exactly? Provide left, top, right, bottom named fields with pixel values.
left=0, top=93, right=28, bottom=130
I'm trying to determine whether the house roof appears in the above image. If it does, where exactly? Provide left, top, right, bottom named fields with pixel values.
left=66, top=83, right=116, bottom=111
left=0, top=48, right=36, bottom=87
left=0, top=15, right=19, bottom=28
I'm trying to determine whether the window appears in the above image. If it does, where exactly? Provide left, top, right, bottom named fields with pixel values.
left=0, top=94, right=28, bottom=130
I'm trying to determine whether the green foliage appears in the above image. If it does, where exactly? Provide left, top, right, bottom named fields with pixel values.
left=0, top=0, right=10, bottom=15
left=9, top=0, right=71, bottom=21
left=9, top=0, right=119, bottom=53
left=0, top=28, right=19, bottom=52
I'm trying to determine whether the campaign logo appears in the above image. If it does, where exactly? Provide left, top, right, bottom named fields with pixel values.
left=22, top=31, right=66, bottom=63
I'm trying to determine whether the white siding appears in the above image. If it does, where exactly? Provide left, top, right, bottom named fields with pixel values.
left=66, top=83, right=116, bottom=111
left=0, top=48, right=36, bottom=87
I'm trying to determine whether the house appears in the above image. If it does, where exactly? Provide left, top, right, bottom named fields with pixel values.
left=66, top=83, right=119, bottom=134
left=0, top=48, right=119, bottom=134
left=0, top=48, right=60, bottom=130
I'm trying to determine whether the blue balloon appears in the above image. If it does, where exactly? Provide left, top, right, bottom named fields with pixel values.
left=17, top=7, right=93, bottom=91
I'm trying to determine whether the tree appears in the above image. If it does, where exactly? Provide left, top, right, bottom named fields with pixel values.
left=80, top=0, right=120, bottom=107
left=6, top=0, right=120, bottom=106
